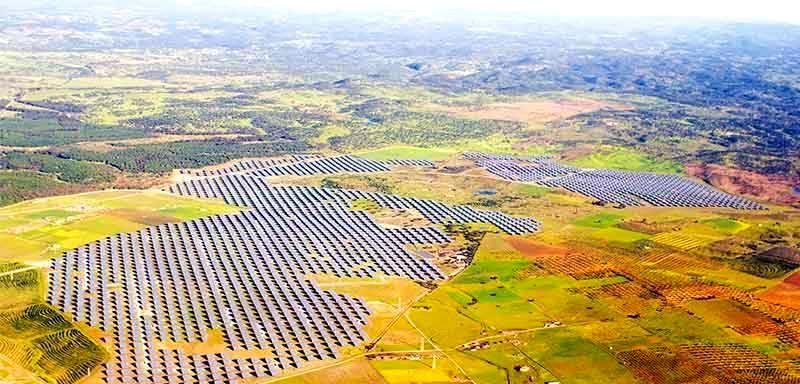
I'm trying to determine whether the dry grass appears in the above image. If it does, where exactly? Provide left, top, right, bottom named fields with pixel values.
left=264, top=357, right=387, bottom=384
left=308, top=275, right=427, bottom=340
left=443, top=98, right=630, bottom=124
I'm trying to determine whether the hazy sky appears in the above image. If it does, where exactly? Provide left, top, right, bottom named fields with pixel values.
left=208, top=0, right=799, bottom=24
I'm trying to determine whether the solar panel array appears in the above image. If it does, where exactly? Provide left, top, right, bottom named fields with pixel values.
left=244, top=155, right=390, bottom=177
left=47, top=160, right=541, bottom=384
left=178, top=155, right=324, bottom=177
left=381, top=159, right=436, bottom=168
left=464, top=152, right=580, bottom=182
left=467, top=152, right=764, bottom=209
left=181, top=155, right=435, bottom=178
left=170, top=175, right=539, bottom=235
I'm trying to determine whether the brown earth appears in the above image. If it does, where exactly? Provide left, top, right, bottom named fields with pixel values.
left=505, top=237, right=569, bottom=258
left=759, top=282, right=800, bottom=310
left=371, top=208, right=432, bottom=228
left=783, top=271, right=800, bottom=287
left=443, top=98, right=631, bottom=124
left=106, top=208, right=177, bottom=226
left=686, top=163, right=800, bottom=206
left=253, top=357, right=387, bottom=384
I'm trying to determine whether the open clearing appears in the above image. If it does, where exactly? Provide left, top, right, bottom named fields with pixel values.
left=444, top=97, right=630, bottom=124
left=568, top=146, right=684, bottom=174
left=357, top=145, right=457, bottom=161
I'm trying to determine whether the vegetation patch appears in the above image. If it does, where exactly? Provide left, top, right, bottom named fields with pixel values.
left=58, top=138, right=306, bottom=173
left=0, top=190, right=238, bottom=262
left=0, top=118, right=149, bottom=147
left=0, top=305, right=107, bottom=384
left=568, top=146, right=684, bottom=174
left=514, top=184, right=549, bottom=198
left=703, top=218, right=750, bottom=235
left=349, top=198, right=381, bottom=213
left=573, top=212, right=624, bottom=228
left=0, top=170, right=85, bottom=207
left=590, top=227, right=651, bottom=244
left=1, top=152, right=118, bottom=184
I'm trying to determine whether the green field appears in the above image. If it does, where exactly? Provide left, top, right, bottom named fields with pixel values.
left=573, top=212, right=624, bottom=228
left=569, top=146, right=684, bottom=174
left=462, top=327, right=638, bottom=384
left=0, top=190, right=239, bottom=262
left=590, top=227, right=651, bottom=244
left=703, top=217, right=750, bottom=234
left=357, top=145, right=458, bottom=161
left=409, top=234, right=620, bottom=349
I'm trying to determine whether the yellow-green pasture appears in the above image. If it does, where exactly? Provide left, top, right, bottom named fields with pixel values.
left=0, top=190, right=239, bottom=262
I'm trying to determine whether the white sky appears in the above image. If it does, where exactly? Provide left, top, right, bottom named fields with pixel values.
left=216, top=0, right=800, bottom=24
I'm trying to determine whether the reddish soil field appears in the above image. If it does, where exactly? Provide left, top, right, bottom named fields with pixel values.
left=687, top=163, right=800, bottom=205
left=506, top=237, right=617, bottom=279
left=505, top=237, right=569, bottom=258
left=785, top=271, right=800, bottom=286
left=760, top=281, right=800, bottom=310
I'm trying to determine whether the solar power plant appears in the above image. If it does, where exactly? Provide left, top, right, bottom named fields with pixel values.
left=182, top=155, right=436, bottom=178
left=464, top=152, right=581, bottom=182
left=243, top=155, right=391, bottom=177
left=467, top=153, right=765, bottom=209
left=380, top=159, right=437, bottom=168
left=179, top=158, right=293, bottom=177
left=179, top=155, right=325, bottom=177
left=46, top=166, right=540, bottom=384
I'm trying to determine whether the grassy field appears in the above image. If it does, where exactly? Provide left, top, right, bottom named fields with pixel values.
left=573, top=212, right=624, bottom=228
left=309, top=274, right=428, bottom=348
left=270, top=357, right=388, bottom=384
left=409, top=234, right=619, bottom=348
left=370, top=359, right=460, bottom=383
left=312, top=125, right=351, bottom=146
left=461, top=326, right=639, bottom=384
left=703, top=217, right=750, bottom=234
left=357, top=145, right=458, bottom=161
left=0, top=190, right=239, bottom=262
left=568, top=146, right=684, bottom=174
